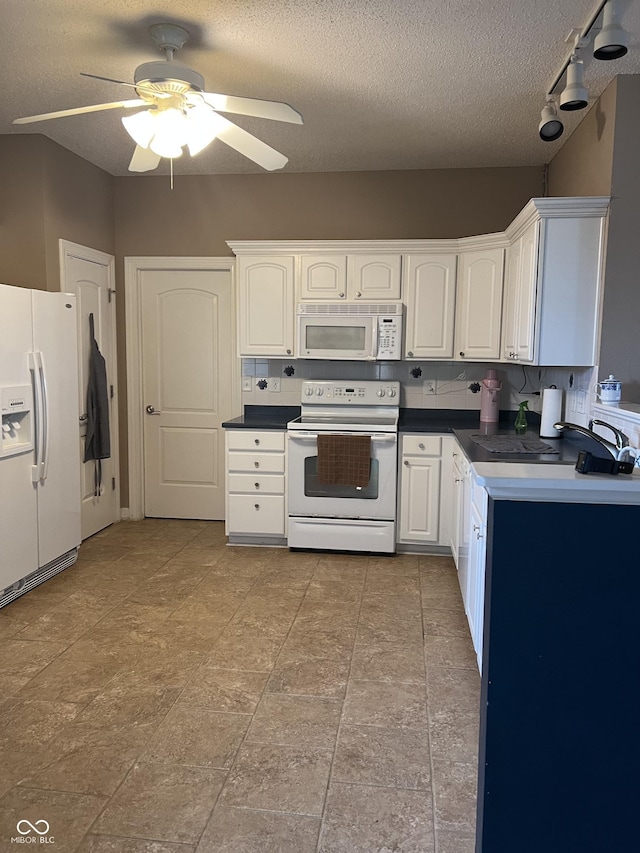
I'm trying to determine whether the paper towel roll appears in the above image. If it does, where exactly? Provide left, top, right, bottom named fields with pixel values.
left=540, top=388, right=563, bottom=438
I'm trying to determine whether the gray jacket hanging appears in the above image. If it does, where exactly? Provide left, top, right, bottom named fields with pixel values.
left=84, top=313, right=110, bottom=494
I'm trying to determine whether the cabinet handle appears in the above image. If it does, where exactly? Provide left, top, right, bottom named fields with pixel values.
left=255, top=482, right=260, bottom=489
left=404, top=460, right=410, bottom=466
left=473, top=523, right=480, bottom=531
left=254, top=503, right=260, bottom=510
left=355, top=291, right=362, bottom=298
left=459, top=351, right=465, bottom=357
left=254, top=461, right=260, bottom=468
left=338, top=292, right=345, bottom=298
left=418, top=442, right=425, bottom=450
left=455, top=477, right=461, bottom=483
left=254, top=438, right=260, bottom=445
left=407, top=350, right=414, bottom=358
left=286, top=349, right=292, bottom=355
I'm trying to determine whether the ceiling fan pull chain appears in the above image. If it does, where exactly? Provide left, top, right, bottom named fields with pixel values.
left=170, top=157, right=174, bottom=190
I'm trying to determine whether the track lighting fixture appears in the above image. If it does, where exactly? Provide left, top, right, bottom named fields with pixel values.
left=539, top=99, right=564, bottom=141
left=593, top=1, right=628, bottom=60
left=559, top=55, right=589, bottom=111
left=536, top=0, right=629, bottom=141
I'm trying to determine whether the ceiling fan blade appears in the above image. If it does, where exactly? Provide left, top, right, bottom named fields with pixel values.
left=200, top=92, right=303, bottom=125
left=128, top=145, right=161, bottom=173
left=212, top=115, right=289, bottom=171
left=13, top=99, right=146, bottom=125
left=80, top=71, right=135, bottom=87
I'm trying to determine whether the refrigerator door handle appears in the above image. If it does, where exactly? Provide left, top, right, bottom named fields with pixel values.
left=29, top=351, right=44, bottom=482
left=39, top=352, right=50, bottom=481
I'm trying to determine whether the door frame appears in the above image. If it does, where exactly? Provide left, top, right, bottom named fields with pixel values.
left=124, top=256, right=239, bottom=520
left=59, top=239, right=121, bottom=523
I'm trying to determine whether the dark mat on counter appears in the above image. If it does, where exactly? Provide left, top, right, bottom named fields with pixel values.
left=470, top=435, right=558, bottom=454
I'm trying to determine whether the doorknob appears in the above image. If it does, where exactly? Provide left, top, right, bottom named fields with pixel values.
left=145, top=405, right=160, bottom=415
left=79, top=413, right=88, bottom=424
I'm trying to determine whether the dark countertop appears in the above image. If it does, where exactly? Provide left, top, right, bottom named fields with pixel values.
left=222, top=405, right=301, bottom=430
left=452, top=427, right=580, bottom=466
left=224, top=406, right=540, bottom=434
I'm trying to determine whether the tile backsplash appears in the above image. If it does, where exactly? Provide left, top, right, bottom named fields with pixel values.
left=241, top=358, right=597, bottom=424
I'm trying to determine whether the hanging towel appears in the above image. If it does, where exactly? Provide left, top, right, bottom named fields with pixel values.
left=84, top=313, right=111, bottom=496
left=317, top=434, right=371, bottom=488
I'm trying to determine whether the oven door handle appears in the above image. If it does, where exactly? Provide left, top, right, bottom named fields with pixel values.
left=288, top=431, right=396, bottom=442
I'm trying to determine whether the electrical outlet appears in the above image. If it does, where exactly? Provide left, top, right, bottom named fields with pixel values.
left=423, top=380, right=437, bottom=395
left=267, top=377, right=281, bottom=392
left=576, top=390, right=587, bottom=414
left=242, top=378, right=252, bottom=392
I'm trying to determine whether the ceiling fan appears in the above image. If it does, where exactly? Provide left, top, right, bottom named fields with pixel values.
left=13, top=23, right=303, bottom=173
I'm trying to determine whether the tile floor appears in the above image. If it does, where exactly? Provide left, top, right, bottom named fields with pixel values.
left=0, top=520, right=480, bottom=852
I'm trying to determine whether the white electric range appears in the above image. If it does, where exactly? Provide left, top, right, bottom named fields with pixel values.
left=287, top=380, right=400, bottom=553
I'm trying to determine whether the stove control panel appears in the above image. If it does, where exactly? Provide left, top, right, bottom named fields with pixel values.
left=301, top=380, right=400, bottom=405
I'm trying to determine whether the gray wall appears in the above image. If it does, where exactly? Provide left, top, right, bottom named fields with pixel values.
left=598, top=76, right=640, bottom=400
left=0, top=135, right=115, bottom=291
left=548, top=75, right=640, bottom=400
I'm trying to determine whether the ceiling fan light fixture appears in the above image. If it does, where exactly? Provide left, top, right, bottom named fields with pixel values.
left=539, top=100, right=564, bottom=141
left=122, top=109, right=157, bottom=148
left=559, top=56, right=589, bottom=111
left=147, top=107, right=188, bottom=158
left=593, top=0, right=628, bottom=60
left=186, top=108, right=227, bottom=156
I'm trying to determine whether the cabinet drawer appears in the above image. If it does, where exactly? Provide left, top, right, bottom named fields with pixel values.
left=227, top=494, right=285, bottom=536
left=228, top=473, right=285, bottom=495
left=226, top=431, right=285, bottom=452
left=402, top=434, right=442, bottom=456
left=227, top=451, right=285, bottom=474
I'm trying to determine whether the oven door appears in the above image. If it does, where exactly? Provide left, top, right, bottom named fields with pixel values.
left=287, top=430, right=397, bottom=520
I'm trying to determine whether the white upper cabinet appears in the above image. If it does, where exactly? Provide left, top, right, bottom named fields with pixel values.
left=455, top=247, right=505, bottom=361
left=235, top=255, right=295, bottom=357
left=502, top=222, right=538, bottom=363
left=403, top=253, right=457, bottom=359
left=348, top=254, right=402, bottom=300
left=299, top=255, right=347, bottom=300
left=503, top=197, right=609, bottom=366
left=299, top=253, right=401, bottom=301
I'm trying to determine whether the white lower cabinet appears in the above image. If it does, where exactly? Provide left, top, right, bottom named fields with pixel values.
left=225, top=430, right=286, bottom=541
left=468, top=475, right=488, bottom=672
left=397, top=434, right=453, bottom=547
left=451, top=439, right=487, bottom=673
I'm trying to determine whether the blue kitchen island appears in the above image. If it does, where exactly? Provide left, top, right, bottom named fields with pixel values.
left=472, top=466, right=640, bottom=853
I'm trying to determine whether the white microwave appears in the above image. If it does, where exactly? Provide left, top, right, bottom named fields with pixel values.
left=297, top=302, right=403, bottom=360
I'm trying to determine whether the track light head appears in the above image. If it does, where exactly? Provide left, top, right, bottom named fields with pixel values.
left=539, top=101, right=564, bottom=141
left=559, top=56, right=589, bottom=111
left=594, top=1, right=628, bottom=60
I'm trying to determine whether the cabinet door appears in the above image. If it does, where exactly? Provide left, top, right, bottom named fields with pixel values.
left=237, top=256, right=295, bottom=356
left=299, top=255, right=347, bottom=300
left=502, top=239, right=520, bottom=361
left=455, top=248, right=504, bottom=361
left=404, top=254, right=457, bottom=359
left=468, top=501, right=487, bottom=673
left=349, top=254, right=402, bottom=300
left=398, top=456, right=441, bottom=543
left=513, top=224, right=538, bottom=363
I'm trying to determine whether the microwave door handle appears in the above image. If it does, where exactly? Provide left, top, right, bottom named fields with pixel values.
left=369, top=316, right=379, bottom=360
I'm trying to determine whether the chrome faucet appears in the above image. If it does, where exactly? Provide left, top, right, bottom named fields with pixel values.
left=588, top=418, right=629, bottom=451
left=553, top=421, right=619, bottom=458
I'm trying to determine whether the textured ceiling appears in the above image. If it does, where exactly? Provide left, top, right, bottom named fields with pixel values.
left=2, top=0, right=639, bottom=176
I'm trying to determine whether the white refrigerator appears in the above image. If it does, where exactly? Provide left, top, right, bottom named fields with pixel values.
left=0, top=282, right=81, bottom=607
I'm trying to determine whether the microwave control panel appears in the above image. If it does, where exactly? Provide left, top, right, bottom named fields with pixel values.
left=377, top=316, right=401, bottom=358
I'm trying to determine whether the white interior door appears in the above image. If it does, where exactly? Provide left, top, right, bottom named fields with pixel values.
left=140, top=268, right=234, bottom=520
left=59, top=242, right=118, bottom=540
